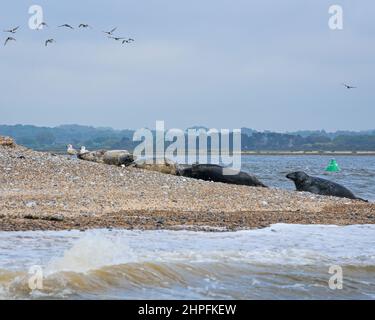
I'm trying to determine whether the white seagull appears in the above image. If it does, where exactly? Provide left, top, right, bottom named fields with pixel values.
left=67, top=144, right=78, bottom=156
left=79, top=146, right=88, bottom=154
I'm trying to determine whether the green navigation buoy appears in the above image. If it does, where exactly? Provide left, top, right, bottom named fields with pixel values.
left=326, top=158, right=341, bottom=172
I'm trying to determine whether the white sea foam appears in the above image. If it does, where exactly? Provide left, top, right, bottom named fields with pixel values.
left=45, top=232, right=137, bottom=274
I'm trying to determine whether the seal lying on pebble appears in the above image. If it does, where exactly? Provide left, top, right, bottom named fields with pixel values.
left=77, top=147, right=133, bottom=166
left=132, top=157, right=179, bottom=175
left=103, top=150, right=134, bottom=166
left=177, top=164, right=267, bottom=187
left=286, top=171, right=368, bottom=202
left=77, top=147, right=106, bottom=163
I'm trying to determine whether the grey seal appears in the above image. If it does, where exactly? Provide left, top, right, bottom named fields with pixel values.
left=286, top=171, right=368, bottom=202
left=177, top=164, right=267, bottom=187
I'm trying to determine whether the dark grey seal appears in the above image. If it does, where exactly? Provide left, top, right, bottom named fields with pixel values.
left=177, top=164, right=267, bottom=188
left=286, top=171, right=368, bottom=202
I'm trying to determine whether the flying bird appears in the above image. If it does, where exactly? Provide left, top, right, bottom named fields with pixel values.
left=45, top=39, right=56, bottom=47
left=108, top=36, right=124, bottom=41
left=4, top=26, right=19, bottom=34
left=38, top=22, right=49, bottom=29
left=342, top=83, right=357, bottom=89
left=59, top=24, right=74, bottom=29
left=78, top=24, right=92, bottom=29
left=102, top=27, right=117, bottom=35
left=122, top=38, right=135, bottom=44
left=4, top=37, right=16, bottom=46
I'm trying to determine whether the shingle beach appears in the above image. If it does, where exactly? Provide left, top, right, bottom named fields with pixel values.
left=1, top=138, right=374, bottom=231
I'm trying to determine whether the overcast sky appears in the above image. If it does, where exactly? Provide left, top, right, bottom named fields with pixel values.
left=1, top=0, right=374, bottom=131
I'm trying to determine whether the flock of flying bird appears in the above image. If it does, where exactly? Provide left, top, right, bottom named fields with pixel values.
left=3, top=23, right=358, bottom=91
left=3, top=23, right=135, bottom=47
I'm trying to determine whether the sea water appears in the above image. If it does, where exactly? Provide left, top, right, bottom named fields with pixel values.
left=242, top=155, right=375, bottom=201
left=0, top=225, right=374, bottom=300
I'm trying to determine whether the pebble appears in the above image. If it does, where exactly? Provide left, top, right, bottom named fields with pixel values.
left=25, top=201, right=37, bottom=208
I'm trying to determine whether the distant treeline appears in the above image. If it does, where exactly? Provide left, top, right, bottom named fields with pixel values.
left=0, top=125, right=135, bottom=152
left=1, top=124, right=375, bottom=152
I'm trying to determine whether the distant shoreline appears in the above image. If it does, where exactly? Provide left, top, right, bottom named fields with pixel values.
left=241, top=151, right=375, bottom=156
left=38, top=149, right=375, bottom=156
